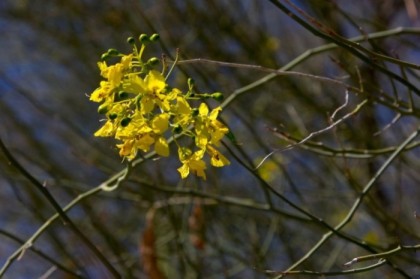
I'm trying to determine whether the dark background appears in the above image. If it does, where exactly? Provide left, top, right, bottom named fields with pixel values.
left=0, top=1, right=419, bottom=278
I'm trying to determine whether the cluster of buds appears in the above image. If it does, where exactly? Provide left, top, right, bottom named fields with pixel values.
left=89, top=34, right=230, bottom=179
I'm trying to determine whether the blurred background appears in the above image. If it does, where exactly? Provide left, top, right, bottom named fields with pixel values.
left=0, top=0, right=419, bottom=278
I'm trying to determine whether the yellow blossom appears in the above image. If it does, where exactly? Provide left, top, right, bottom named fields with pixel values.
left=89, top=36, right=231, bottom=180
left=173, top=96, right=193, bottom=129
left=177, top=148, right=207, bottom=179
left=90, top=81, right=113, bottom=102
left=117, top=132, right=155, bottom=160
left=206, top=145, right=230, bottom=167
left=140, top=70, right=167, bottom=114
left=99, top=54, right=132, bottom=87
left=123, top=74, right=146, bottom=95
left=151, top=113, right=169, bottom=134
left=155, top=136, right=169, bottom=157
left=115, top=113, right=152, bottom=140
left=195, top=103, right=229, bottom=149
left=94, top=120, right=116, bottom=137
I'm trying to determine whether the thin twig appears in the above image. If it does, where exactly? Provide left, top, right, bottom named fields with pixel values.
left=266, top=258, right=387, bottom=277
left=256, top=99, right=368, bottom=170
left=268, top=0, right=420, bottom=96
left=344, top=244, right=420, bottom=267
left=272, top=126, right=419, bottom=279
left=0, top=137, right=121, bottom=278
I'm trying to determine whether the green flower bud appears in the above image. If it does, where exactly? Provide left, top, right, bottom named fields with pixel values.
left=109, top=113, right=118, bottom=120
left=147, top=57, right=159, bottom=66
left=107, top=48, right=119, bottom=55
left=150, top=33, right=160, bottom=42
left=163, top=85, right=173, bottom=93
left=120, top=117, right=131, bottom=127
left=118, top=91, right=129, bottom=99
left=187, top=78, right=194, bottom=89
left=127, top=37, right=135, bottom=44
left=173, top=125, right=182, bottom=134
left=139, top=34, right=149, bottom=43
left=101, top=53, right=110, bottom=61
left=211, top=92, right=224, bottom=101
left=98, top=104, right=108, bottom=114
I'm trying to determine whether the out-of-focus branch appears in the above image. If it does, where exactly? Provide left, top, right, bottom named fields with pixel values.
left=273, top=126, right=420, bottom=278
left=266, top=258, right=387, bottom=277
left=344, top=244, right=420, bottom=267
left=267, top=0, right=420, bottom=95
left=0, top=137, right=121, bottom=278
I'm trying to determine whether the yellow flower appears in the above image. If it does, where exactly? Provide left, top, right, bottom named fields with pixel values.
left=151, top=113, right=169, bottom=134
left=151, top=113, right=170, bottom=156
left=140, top=70, right=167, bottom=114
left=99, top=54, right=133, bottom=87
left=155, top=136, right=169, bottom=157
left=206, top=145, right=230, bottom=167
left=134, top=134, right=155, bottom=153
left=91, top=55, right=133, bottom=103
left=90, top=81, right=113, bottom=102
left=194, top=103, right=229, bottom=149
left=117, top=133, right=155, bottom=160
left=94, top=120, right=116, bottom=137
left=173, top=96, right=193, bottom=129
left=90, top=38, right=231, bottom=177
left=145, top=70, right=166, bottom=93
left=177, top=148, right=207, bottom=179
left=123, top=74, right=146, bottom=95
left=114, top=113, right=155, bottom=158
left=115, top=113, right=152, bottom=139
left=117, top=139, right=136, bottom=159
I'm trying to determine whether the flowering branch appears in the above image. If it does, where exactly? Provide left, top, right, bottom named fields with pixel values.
left=90, top=34, right=230, bottom=180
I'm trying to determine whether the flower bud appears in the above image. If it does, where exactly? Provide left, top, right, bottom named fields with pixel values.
left=147, top=57, right=159, bottom=66
left=109, top=113, right=118, bottom=120
left=98, top=104, right=108, bottom=114
left=118, top=91, right=128, bottom=99
left=139, top=34, right=149, bottom=43
left=100, top=53, right=110, bottom=61
left=150, top=33, right=160, bottom=42
left=174, top=125, right=182, bottom=134
left=127, top=37, right=135, bottom=44
left=187, top=78, right=194, bottom=89
left=211, top=92, right=224, bottom=101
left=120, top=117, right=131, bottom=127
left=107, top=48, right=119, bottom=55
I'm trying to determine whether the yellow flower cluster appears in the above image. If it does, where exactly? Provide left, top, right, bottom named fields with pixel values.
left=89, top=34, right=230, bottom=179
